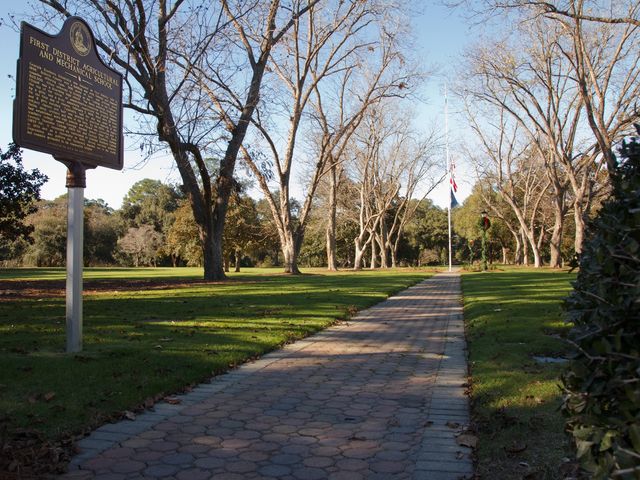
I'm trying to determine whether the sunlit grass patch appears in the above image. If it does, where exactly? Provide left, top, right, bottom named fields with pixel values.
left=462, top=267, right=577, bottom=479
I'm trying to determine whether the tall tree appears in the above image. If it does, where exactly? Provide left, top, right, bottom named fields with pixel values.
left=347, top=103, right=440, bottom=269
left=463, top=20, right=592, bottom=266
left=235, top=0, right=414, bottom=274
left=38, top=0, right=318, bottom=280
left=120, top=179, right=181, bottom=232
left=463, top=102, right=550, bottom=267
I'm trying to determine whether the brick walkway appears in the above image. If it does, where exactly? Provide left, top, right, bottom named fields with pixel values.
left=61, top=272, right=473, bottom=480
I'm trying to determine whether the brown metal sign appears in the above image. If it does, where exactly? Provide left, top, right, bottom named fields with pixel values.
left=13, top=17, right=123, bottom=170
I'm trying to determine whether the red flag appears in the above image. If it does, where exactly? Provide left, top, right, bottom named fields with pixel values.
left=450, top=158, right=457, bottom=192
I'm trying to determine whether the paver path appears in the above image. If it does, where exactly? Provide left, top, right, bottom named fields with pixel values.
left=62, top=272, right=472, bottom=480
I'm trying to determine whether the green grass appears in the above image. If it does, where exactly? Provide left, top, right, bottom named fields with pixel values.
left=462, top=267, right=577, bottom=479
left=0, top=267, right=432, bottom=442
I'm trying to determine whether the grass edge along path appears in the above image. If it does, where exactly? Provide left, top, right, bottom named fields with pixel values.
left=461, top=267, right=578, bottom=479
left=0, top=267, right=433, bottom=475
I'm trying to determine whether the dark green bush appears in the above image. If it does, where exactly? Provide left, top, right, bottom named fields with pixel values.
left=562, top=126, right=640, bottom=479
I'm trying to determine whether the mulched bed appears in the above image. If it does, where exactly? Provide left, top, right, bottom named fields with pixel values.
left=0, top=427, right=75, bottom=479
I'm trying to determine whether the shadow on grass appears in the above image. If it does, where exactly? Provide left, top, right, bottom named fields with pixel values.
left=0, top=270, right=429, bottom=439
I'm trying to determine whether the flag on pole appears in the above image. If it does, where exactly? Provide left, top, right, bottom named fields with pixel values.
left=450, top=159, right=458, bottom=194
left=449, top=155, right=458, bottom=208
left=450, top=188, right=459, bottom=209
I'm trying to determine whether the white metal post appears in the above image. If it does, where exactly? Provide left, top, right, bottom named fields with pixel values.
left=445, top=84, right=452, bottom=272
left=65, top=165, right=85, bottom=353
left=448, top=202, right=452, bottom=272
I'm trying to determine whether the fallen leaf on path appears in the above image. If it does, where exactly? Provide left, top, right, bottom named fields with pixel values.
left=446, top=421, right=461, bottom=429
left=456, top=434, right=478, bottom=448
left=165, top=397, right=181, bottom=405
left=123, top=411, right=136, bottom=421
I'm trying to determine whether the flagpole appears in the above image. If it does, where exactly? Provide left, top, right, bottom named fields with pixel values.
left=445, top=84, right=452, bottom=273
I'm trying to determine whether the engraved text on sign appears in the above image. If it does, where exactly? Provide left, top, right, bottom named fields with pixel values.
left=13, top=18, right=123, bottom=170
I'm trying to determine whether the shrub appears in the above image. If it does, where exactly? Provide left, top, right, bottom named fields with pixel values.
left=562, top=127, right=640, bottom=479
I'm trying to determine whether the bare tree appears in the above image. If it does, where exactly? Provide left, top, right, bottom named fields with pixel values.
left=348, top=103, right=440, bottom=270
left=37, top=0, right=318, bottom=280
left=463, top=17, right=621, bottom=263
left=464, top=101, right=551, bottom=267
left=460, top=0, right=640, bottom=175
left=235, top=0, right=412, bottom=274
left=376, top=135, right=442, bottom=268
left=308, top=21, right=418, bottom=270
left=559, top=1, right=640, bottom=177
left=475, top=0, right=640, bottom=27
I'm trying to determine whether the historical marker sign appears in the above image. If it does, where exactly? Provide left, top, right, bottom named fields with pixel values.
left=13, top=17, right=123, bottom=170
left=12, top=17, right=124, bottom=353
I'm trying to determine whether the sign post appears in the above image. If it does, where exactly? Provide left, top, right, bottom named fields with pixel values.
left=13, top=17, right=123, bottom=353
left=65, top=164, right=85, bottom=352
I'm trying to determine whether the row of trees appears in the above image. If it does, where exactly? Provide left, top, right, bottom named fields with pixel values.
left=26, top=0, right=440, bottom=279
left=1, top=175, right=455, bottom=270
left=455, top=0, right=640, bottom=267
left=8, top=1, right=636, bottom=271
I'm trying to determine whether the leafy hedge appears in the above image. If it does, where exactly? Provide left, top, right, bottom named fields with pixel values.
left=562, top=126, right=640, bottom=479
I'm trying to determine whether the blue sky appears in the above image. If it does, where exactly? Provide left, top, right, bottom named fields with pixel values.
left=0, top=2, right=474, bottom=209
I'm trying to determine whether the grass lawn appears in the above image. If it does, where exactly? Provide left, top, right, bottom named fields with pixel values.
left=462, top=267, right=577, bottom=479
left=0, top=267, right=432, bottom=444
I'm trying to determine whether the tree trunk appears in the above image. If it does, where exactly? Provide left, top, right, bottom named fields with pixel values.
left=513, top=232, right=522, bottom=265
left=502, top=246, right=508, bottom=265
left=549, top=192, right=565, bottom=268
left=200, top=223, right=216, bottom=279
left=520, top=223, right=541, bottom=267
left=574, top=206, right=586, bottom=256
left=354, top=246, right=365, bottom=270
left=282, top=230, right=302, bottom=274
left=378, top=222, right=389, bottom=268
left=234, top=250, right=241, bottom=272
left=354, top=236, right=366, bottom=270
left=521, top=229, right=529, bottom=266
left=531, top=245, right=541, bottom=267
left=325, top=165, right=338, bottom=271
left=549, top=221, right=562, bottom=268
left=370, top=234, right=377, bottom=269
